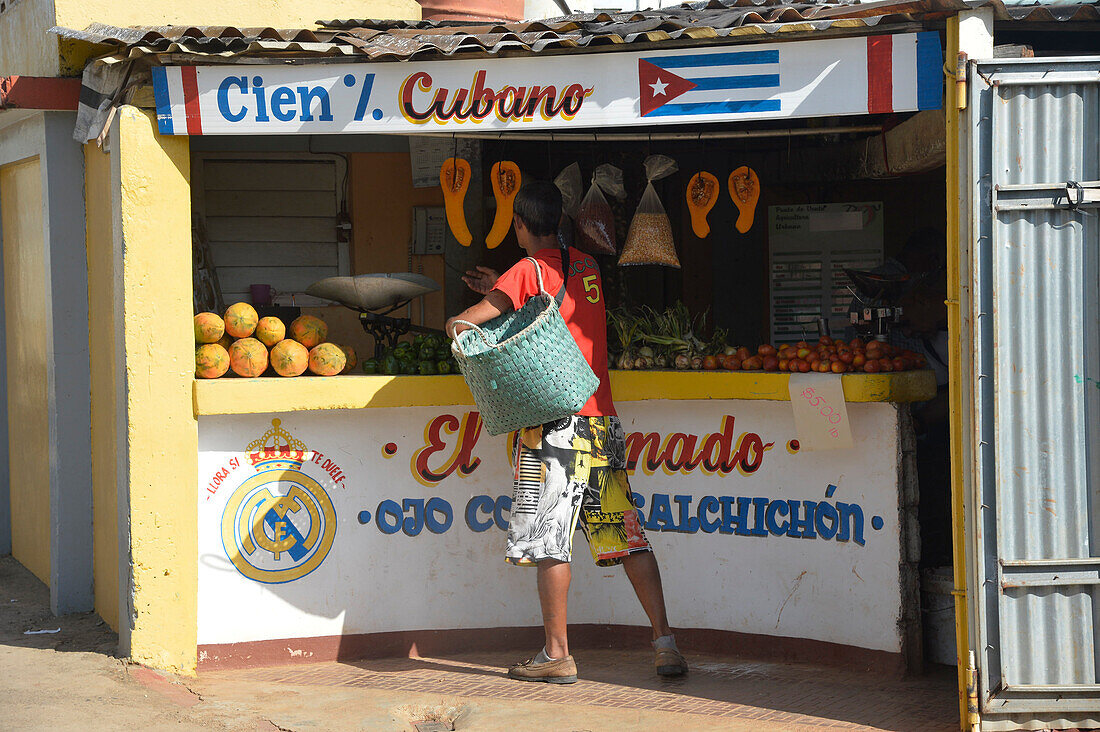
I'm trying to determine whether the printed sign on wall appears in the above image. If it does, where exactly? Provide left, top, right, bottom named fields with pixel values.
left=198, top=400, right=904, bottom=654
left=155, top=32, right=941, bottom=136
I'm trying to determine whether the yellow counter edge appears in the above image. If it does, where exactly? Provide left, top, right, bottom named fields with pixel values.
left=194, top=370, right=938, bottom=417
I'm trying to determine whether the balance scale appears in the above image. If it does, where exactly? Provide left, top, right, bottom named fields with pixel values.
left=306, top=273, right=443, bottom=359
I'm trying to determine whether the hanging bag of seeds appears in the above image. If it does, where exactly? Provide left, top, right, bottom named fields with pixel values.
left=619, top=155, right=680, bottom=268
left=574, top=163, right=625, bottom=255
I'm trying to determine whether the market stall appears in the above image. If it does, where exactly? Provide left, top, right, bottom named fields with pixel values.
left=79, top=8, right=950, bottom=677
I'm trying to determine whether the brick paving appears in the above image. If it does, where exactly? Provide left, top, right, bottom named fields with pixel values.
left=202, top=649, right=958, bottom=731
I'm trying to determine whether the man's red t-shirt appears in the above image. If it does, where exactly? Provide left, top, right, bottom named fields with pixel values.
left=491, top=247, right=616, bottom=417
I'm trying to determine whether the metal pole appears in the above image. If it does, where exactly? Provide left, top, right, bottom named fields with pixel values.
left=417, top=125, right=882, bottom=143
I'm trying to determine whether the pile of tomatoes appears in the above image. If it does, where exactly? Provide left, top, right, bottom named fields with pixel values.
left=713, top=336, right=927, bottom=374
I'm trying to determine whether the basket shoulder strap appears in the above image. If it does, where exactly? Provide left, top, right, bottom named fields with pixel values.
left=525, top=255, right=568, bottom=306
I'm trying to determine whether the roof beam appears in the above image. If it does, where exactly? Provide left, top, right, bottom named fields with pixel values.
left=0, top=76, right=81, bottom=111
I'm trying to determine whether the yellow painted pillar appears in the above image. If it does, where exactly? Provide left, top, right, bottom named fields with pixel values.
left=85, top=142, right=119, bottom=631
left=945, top=17, right=973, bottom=730
left=114, top=107, right=197, bottom=674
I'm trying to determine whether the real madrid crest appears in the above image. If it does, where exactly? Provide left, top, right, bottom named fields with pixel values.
left=221, top=419, right=337, bottom=584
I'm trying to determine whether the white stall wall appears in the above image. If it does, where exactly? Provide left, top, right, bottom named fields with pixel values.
left=198, top=399, right=902, bottom=653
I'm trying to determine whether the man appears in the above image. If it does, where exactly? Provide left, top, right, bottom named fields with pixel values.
left=897, top=271, right=952, bottom=566
left=445, top=181, right=687, bottom=684
left=845, top=227, right=946, bottom=346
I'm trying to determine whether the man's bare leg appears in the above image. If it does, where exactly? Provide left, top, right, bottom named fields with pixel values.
left=537, top=558, right=572, bottom=659
left=621, top=551, right=673, bottom=640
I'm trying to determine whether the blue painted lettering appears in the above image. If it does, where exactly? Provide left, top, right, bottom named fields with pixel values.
left=251, top=76, right=269, bottom=121
left=424, top=497, right=453, bottom=534
left=719, top=496, right=740, bottom=534
left=765, top=499, right=790, bottom=536
left=297, top=86, right=334, bottom=122
left=217, top=76, right=247, bottom=122
left=401, top=498, right=425, bottom=536
left=645, top=493, right=676, bottom=531
left=353, top=73, right=376, bottom=121
left=836, top=502, right=866, bottom=545
left=787, top=500, right=818, bottom=539
left=734, top=496, right=754, bottom=536
left=674, top=495, right=698, bottom=532
left=465, top=495, right=494, bottom=532
left=376, top=499, right=402, bottom=535
left=270, top=87, right=296, bottom=122
left=697, top=495, right=720, bottom=533
left=750, top=497, right=769, bottom=537
left=493, top=495, right=511, bottom=531
left=814, top=500, right=839, bottom=540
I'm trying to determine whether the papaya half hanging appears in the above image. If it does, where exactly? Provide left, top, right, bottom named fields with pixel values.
left=686, top=171, right=719, bottom=239
left=728, top=166, right=760, bottom=234
left=486, top=161, right=521, bottom=249
left=440, top=157, right=472, bottom=247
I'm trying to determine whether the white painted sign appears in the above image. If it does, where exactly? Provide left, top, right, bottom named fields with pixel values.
left=154, top=32, right=941, bottom=136
left=197, top=400, right=903, bottom=655
left=788, top=373, right=854, bottom=450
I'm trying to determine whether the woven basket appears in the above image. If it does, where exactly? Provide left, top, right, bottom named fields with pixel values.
left=452, top=258, right=599, bottom=436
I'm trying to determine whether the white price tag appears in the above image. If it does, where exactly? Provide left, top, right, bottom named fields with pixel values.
left=788, top=373, right=853, bottom=450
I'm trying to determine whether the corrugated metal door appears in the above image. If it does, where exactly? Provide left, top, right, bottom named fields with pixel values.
left=970, top=58, right=1100, bottom=729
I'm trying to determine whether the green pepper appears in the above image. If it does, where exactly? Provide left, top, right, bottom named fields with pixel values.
left=437, top=360, right=452, bottom=375
left=361, top=359, right=378, bottom=375
left=413, top=334, right=425, bottom=346
left=424, top=334, right=443, bottom=350
left=381, top=355, right=399, bottom=375
left=401, top=360, right=418, bottom=376
left=418, top=360, right=438, bottom=375
left=394, top=341, right=412, bottom=355
left=418, top=345, right=436, bottom=362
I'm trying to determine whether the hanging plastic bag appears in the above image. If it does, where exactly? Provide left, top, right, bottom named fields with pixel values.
left=574, top=164, right=625, bottom=255
left=619, top=155, right=680, bottom=268
left=554, top=162, right=581, bottom=249
left=554, top=162, right=583, bottom=219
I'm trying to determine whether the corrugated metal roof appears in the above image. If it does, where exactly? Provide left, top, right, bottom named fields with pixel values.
left=50, top=0, right=1100, bottom=63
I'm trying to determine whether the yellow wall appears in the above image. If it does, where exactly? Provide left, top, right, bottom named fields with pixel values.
left=2, top=0, right=420, bottom=76
left=114, top=108, right=197, bottom=673
left=53, top=0, right=420, bottom=30
left=1, top=157, right=51, bottom=584
left=0, top=0, right=59, bottom=75
left=349, top=152, right=447, bottom=331
left=85, top=143, right=118, bottom=631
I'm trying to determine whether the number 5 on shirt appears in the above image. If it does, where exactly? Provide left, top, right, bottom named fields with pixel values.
left=582, top=274, right=601, bottom=304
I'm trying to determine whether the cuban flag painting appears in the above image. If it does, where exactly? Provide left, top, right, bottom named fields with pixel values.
left=639, top=49, right=781, bottom=118
left=637, top=31, right=941, bottom=122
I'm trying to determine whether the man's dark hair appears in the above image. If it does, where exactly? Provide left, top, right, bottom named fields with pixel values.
left=513, top=181, right=562, bottom=238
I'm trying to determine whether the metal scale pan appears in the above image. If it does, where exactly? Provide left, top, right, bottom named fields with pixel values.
left=305, top=273, right=444, bottom=357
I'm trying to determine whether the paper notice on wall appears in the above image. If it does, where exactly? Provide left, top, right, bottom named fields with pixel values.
left=409, top=137, right=480, bottom=189
left=788, top=373, right=853, bottom=450
left=768, top=202, right=883, bottom=344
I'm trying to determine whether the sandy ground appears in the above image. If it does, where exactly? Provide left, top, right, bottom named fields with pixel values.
left=0, top=556, right=957, bottom=731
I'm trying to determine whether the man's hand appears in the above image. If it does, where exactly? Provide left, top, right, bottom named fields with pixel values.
left=462, top=266, right=500, bottom=296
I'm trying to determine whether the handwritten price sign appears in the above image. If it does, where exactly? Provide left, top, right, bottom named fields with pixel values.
left=788, top=374, right=853, bottom=450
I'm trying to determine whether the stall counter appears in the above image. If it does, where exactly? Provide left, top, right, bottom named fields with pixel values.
left=194, top=370, right=931, bottom=673
left=193, top=369, right=937, bottom=415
